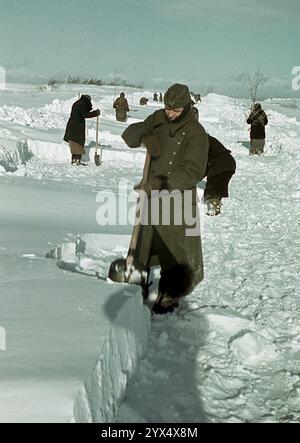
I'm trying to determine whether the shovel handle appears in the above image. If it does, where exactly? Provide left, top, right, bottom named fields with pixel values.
left=95, top=116, right=99, bottom=154
left=126, top=151, right=151, bottom=265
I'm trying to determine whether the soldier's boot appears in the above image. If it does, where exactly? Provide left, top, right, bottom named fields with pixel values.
left=152, top=264, right=194, bottom=315
left=206, top=197, right=222, bottom=216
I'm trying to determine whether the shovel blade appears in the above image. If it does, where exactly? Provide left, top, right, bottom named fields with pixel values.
left=108, top=258, right=147, bottom=285
left=108, top=258, right=127, bottom=283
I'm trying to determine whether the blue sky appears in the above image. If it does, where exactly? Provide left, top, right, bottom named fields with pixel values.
left=0, top=0, right=299, bottom=97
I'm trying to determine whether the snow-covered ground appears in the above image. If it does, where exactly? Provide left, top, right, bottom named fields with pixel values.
left=0, top=175, right=151, bottom=423
left=0, top=83, right=299, bottom=423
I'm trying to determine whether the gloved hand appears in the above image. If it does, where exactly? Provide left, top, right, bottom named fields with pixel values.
left=137, top=175, right=169, bottom=194
left=141, top=134, right=160, bottom=159
left=95, top=109, right=101, bottom=116
left=150, top=174, right=169, bottom=190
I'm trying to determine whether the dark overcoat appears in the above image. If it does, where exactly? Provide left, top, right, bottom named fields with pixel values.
left=206, top=136, right=236, bottom=179
left=64, top=95, right=99, bottom=146
left=247, top=111, right=268, bottom=139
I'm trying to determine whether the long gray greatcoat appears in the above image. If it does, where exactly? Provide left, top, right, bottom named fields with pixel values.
left=122, top=108, right=208, bottom=289
left=63, top=95, right=99, bottom=147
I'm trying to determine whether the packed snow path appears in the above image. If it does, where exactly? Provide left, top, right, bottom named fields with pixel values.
left=115, top=96, right=300, bottom=423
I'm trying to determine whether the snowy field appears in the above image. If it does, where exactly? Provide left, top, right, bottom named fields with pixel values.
left=0, top=83, right=299, bottom=423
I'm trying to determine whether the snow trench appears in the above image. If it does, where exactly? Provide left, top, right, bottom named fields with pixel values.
left=73, top=293, right=151, bottom=423
left=48, top=234, right=151, bottom=423
left=0, top=139, right=33, bottom=172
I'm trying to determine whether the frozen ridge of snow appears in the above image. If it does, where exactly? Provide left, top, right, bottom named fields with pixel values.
left=0, top=175, right=151, bottom=423
left=48, top=233, right=152, bottom=423
left=73, top=290, right=151, bottom=423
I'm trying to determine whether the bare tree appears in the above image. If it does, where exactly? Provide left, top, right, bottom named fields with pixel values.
left=247, top=69, right=268, bottom=104
left=112, top=64, right=126, bottom=100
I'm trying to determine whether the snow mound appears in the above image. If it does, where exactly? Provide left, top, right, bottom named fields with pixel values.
left=230, top=332, right=278, bottom=368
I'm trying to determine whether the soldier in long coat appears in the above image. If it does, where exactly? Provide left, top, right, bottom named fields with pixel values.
left=247, top=103, right=268, bottom=155
left=64, top=95, right=100, bottom=164
left=122, top=84, right=208, bottom=313
left=113, top=92, right=129, bottom=122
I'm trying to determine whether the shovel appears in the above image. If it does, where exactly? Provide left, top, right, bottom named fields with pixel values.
left=108, top=151, right=151, bottom=284
left=94, top=116, right=102, bottom=166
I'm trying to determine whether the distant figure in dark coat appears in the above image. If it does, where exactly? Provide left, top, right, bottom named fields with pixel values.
left=140, top=97, right=149, bottom=106
left=159, top=92, right=163, bottom=102
left=64, top=95, right=100, bottom=165
left=194, top=93, right=201, bottom=103
left=153, top=92, right=158, bottom=101
left=247, top=103, right=268, bottom=155
left=113, top=92, right=129, bottom=122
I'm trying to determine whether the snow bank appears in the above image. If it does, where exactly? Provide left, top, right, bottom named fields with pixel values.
left=0, top=138, right=33, bottom=172
left=46, top=233, right=151, bottom=423
left=27, top=138, right=145, bottom=166
left=74, top=291, right=150, bottom=423
left=0, top=175, right=151, bottom=423
left=28, top=139, right=69, bottom=163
